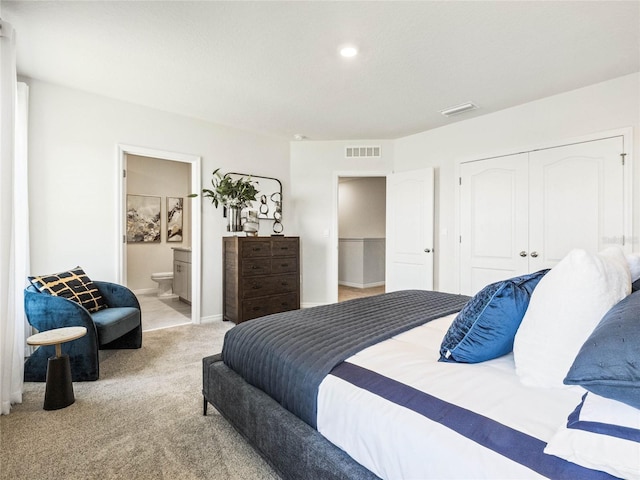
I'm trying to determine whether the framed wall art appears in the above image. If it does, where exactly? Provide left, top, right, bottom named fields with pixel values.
left=167, top=197, right=183, bottom=242
left=126, top=194, right=161, bottom=243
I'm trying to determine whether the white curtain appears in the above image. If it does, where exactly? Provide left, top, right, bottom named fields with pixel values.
left=0, top=19, right=30, bottom=415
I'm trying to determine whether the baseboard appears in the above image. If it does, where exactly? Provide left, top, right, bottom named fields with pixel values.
left=200, top=314, right=223, bottom=324
left=338, top=281, right=386, bottom=289
left=301, top=302, right=330, bottom=309
left=133, top=287, right=158, bottom=295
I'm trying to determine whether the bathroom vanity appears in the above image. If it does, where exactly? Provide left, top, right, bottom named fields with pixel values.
left=172, top=247, right=191, bottom=304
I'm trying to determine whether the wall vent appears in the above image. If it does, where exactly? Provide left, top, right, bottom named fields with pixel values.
left=345, top=146, right=381, bottom=158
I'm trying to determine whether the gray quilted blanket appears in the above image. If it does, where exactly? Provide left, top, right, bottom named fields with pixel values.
left=222, top=289, right=470, bottom=428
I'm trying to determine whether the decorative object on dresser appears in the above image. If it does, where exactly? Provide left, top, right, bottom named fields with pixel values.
left=227, top=173, right=282, bottom=220
left=194, top=169, right=259, bottom=232
left=223, top=236, right=300, bottom=323
left=229, top=173, right=284, bottom=234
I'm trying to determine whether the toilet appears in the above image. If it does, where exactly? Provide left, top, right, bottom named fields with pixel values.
left=150, top=272, right=175, bottom=298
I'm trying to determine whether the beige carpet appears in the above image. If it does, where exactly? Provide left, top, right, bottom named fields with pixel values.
left=0, top=322, right=280, bottom=480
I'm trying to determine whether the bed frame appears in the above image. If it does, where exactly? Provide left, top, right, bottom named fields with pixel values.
left=202, top=354, right=379, bottom=480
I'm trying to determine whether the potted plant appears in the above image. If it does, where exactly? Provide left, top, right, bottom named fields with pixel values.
left=196, top=169, right=259, bottom=232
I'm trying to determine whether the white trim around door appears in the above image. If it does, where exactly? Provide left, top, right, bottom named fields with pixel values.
left=116, top=144, right=202, bottom=325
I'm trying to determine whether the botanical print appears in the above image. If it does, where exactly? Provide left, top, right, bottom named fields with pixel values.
left=167, top=197, right=183, bottom=242
left=127, top=195, right=161, bottom=243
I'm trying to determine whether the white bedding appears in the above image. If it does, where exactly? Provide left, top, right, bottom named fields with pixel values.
left=317, top=314, right=594, bottom=480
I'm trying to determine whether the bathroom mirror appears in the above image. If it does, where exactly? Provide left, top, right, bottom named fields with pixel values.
left=227, top=173, right=282, bottom=220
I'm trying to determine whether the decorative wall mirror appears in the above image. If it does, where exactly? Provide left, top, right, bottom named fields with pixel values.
left=227, top=173, right=282, bottom=220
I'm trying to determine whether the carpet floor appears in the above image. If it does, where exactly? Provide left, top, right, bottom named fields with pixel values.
left=0, top=322, right=280, bottom=480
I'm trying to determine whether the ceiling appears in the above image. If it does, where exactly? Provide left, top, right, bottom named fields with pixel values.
left=2, top=1, right=639, bottom=141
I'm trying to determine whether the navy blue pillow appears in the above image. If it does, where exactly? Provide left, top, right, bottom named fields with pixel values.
left=564, top=290, right=640, bottom=409
left=439, top=270, right=548, bottom=363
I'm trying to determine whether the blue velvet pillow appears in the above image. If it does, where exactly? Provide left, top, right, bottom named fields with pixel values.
left=564, top=290, right=640, bottom=409
left=439, top=270, right=548, bottom=363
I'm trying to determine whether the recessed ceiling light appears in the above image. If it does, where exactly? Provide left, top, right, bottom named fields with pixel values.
left=440, top=102, right=478, bottom=117
left=293, top=134, right=307, bottom=141
left=339, top=46, right=358, bottom=58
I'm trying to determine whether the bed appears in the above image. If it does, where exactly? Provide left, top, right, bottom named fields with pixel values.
left=203, top=249, right=640, bottom=480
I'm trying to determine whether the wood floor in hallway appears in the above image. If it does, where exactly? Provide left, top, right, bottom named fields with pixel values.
left=338, top=285, right=385, bottom=302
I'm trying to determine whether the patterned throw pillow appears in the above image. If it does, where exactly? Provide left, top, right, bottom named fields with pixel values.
left=29, top=266, right=108, bottom=313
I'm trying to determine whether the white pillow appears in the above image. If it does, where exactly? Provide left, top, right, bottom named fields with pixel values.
left=626, top=253, right=640, bottom=282
left=544, top=393, right=640, bottom=480
left=513, top=248, right=630, bottom=388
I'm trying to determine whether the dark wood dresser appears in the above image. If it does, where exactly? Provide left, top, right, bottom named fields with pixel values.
left=223, top=236, right=300, bottom=323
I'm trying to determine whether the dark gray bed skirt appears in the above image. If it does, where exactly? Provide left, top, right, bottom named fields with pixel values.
left=203, top=354, right=380, bottom=480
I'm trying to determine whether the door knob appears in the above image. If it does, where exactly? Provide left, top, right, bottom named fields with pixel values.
left=530, top=251, right=539, bottom=258
left=519, top=251, right=528, bottom=257
left=424, top=248, right=431, bottom=253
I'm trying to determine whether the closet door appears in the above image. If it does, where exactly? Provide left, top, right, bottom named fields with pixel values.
left=459, top=154, right=529, bottom=295
left=528, top=137, right=625, bottom=271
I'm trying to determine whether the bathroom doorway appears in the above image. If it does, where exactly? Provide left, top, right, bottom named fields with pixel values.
left=117, top=145, right=202, bottom=330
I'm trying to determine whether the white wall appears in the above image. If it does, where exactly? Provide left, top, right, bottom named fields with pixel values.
left=394, top=73, right=640, bottom=293
left=126, top=154, right=191, bottom=292
left=27, top=79, right=290, bottom=321
left=27, top=73, right=639, bottom=312
left=338, top=177, right=386, bottom=238
left=290, top=141, right=394, bottom=305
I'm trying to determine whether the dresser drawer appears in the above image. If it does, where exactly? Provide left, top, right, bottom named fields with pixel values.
left=242, top=258, right=271, bottom=276
left=268, top=293, right=298, bottom=314
left=271, top=257, right=297, bottom=274
left=241, top=274, right=298, bottom=299
left=241, top=293, right=299, bottom=322
left=241, top=298, right=272, bottom=321
left=272, top=239, right=298, bottom=256
left=240, top=240, right=271, bottom=258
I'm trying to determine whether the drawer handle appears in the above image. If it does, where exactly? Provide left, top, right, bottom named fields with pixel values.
left=252, top=306, right=262, bottom=311
left=252, top=247, right=261, bottom=252
left=281, top=302, right=289, bottom=307
left=280, top=247, right=289, bottom=250
left=281, top=282, right=289, bottom=286
left=251, top=265, right=260, bottom=269
left=280, top=263, right=288, bottom=267
left=252, top=285, right=262, bottom=290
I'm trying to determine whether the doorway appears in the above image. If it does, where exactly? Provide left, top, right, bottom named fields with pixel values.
left=337, top=176, right=387, bottom=302
left=117, top=145, right=202, bottom=329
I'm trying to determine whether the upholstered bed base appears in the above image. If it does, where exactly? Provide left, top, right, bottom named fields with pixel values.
left=202, top=354, right=379, bottom=480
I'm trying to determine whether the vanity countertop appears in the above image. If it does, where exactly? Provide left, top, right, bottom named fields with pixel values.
left=172, top=247, right=192, bottom=252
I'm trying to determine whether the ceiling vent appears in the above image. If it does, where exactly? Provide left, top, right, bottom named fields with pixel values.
left=346, top=146, right=381, bottom=158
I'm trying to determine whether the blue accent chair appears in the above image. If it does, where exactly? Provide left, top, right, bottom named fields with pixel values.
left=24, top=281, right=142, bottom=382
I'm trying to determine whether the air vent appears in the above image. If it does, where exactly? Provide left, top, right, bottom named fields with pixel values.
left=345, top=146, right=381, bottom=158
left=440, top=102, right=478, bottom=117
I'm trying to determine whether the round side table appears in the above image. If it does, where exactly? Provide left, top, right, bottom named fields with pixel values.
left=26, top=326, right=87, bottom=410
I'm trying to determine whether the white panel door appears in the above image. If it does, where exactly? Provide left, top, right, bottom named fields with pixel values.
left=460, top=154, right=529, bottom=295
left=528, top=137, right=625, bottom=271
left=386, top=168, right=434, bottom=292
